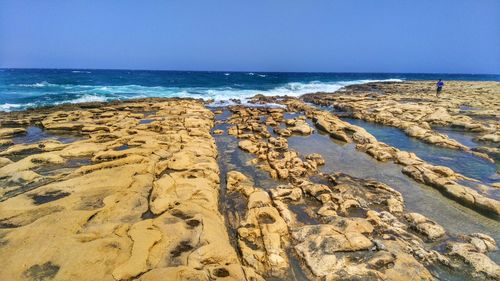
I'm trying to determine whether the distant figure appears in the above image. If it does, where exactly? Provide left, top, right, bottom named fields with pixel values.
left=436, top=79, right=444, bottom=97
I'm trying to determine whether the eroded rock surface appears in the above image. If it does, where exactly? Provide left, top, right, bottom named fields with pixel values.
left=226, top=171, right=290, bottom=278
left=303, top=81, right=500, bottom=156
left=0, top=99, right=250, bottom=281
left=218, top=102, right=498, bottom=280
left=285, top=99, right=500, bottom=217
left=1, top=92, right=498, bottom=281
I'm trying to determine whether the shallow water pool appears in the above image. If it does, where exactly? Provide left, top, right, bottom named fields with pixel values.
left=287, top=129, right=500, bottom=263
left=342, top=118, right=499, bottom=186
left=11, top=126, right=84, bottom=145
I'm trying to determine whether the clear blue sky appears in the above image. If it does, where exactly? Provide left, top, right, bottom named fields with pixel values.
left=1, top=0, right=499, bottom=74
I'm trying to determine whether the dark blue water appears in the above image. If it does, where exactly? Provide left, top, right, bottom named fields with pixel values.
left=343, top=118, right=499, bottom=186
left=1, top=69, right=498, bottom=111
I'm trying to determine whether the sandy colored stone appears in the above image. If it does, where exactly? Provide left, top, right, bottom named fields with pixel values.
left=405, top=212, right=446, bottom=240
left=112, top=220, right=162, bottom=280
left=446, top=233, right=500, bottom=279
left=227, top=171, right=290, bottom=278
left=0, top=127, right=26, bottom=137
left=0, top=99, right=249, bottom=281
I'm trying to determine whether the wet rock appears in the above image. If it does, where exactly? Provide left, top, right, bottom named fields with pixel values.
left=402, top=165, right=500, bottom=216
left=269, top=185, right=302, bottom=201
left=445, top=233, right=500, bottom=279
left=305, top=153, right=325, bottom=166
left=238, top=140, right=260, bottom=154
left=404, top=212, right=446, bottom=240
left=328, top=173, right=405, bottom=216
left=477, top=133, right=500, bottom=143
left=268, top=137, right=288, bottom=150
left=286, top=118, right=313, bottom=135
left=23, top=261, right=60, bottom=281
left=292, top=221, right=377, bottom=279
left=212, top=129, right=224, bottom=135
left=227, top=171, right=256, bottom=196
left=273, top=127, right=291, bottom=137
left=0, top=127, right=26, bottom=138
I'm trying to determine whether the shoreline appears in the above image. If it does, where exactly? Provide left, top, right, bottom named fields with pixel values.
left=1, top=78, right=499, bottom=113
left=0, top=81, right=499, bottom=280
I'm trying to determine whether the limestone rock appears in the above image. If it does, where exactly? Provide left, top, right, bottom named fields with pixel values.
left=404, top=212, right=446, bottom=240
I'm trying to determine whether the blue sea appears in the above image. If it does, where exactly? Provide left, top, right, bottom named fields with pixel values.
left=0, top=69, right=498, bottom=111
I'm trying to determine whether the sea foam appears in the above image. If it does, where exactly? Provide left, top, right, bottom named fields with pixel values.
left=58, top=94, right=108, bottom=104
left=2, top=79, right=402, bottom=111
left=0, top=103, right=34, bottom=111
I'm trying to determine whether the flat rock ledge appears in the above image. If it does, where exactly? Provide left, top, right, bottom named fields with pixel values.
left=1, top=97, right=499, bottom=281
left=0, top=100, right=256, bottom=281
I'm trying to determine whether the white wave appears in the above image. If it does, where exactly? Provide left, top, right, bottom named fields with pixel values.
left=224, top=73, right=230, bottom=76
left=3, top=78, right=403, bottom=111
left=207, top=100, right=286, bottom=108
left=203, top=78, right=404, bottom=102
left=71, top=70, right=91, bottom=73
left=258, top=74, right=266, bottom=77
left=247, top=72, right=255, bottom=76
left=17, top=81, right=56, bottom=88
left=56, top=94, right=108, bottom=105
left=15, top=79, right=403, bottom=99
left=0, top=103, right=34, bottom=112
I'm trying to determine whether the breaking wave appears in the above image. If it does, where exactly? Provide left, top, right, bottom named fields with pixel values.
left=56, top=94, right=108, bottom=104
left=2, top=79, right=402, bottom=111
left=0, top=103, right=33, bottom=111
left=71, top=70, right=92, bottom=73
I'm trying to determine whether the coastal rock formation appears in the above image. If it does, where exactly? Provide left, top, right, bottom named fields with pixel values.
left=0, top=100, right=250, bottom=281
left=445, top=233, right=500, bottom=279
left=219, top=101, right=499, bottom=280
left=226, top=168, right=439, bottom=281
left=285, top=117, right=313, bottom=135
left=404, top=212, right=446, bottom=241
left=226, top=171, right=290, bottom=278
left=228, top=106, right=324, bottom=181
left=302, top=81, right=500, bottom=162
left=220, top=106, right=467, bottom=280
left=285, top=99, right=500, bottom=217
left=1, top=95, right=498, bottom=281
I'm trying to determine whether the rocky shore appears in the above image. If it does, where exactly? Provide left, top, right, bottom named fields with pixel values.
left=219, top=103, right=499, bottom=280
left=0, top=80, right=499, bottom=281
left=0, top=100, right=257, bottom=280
left=302, top=81, right=500, bottom=161
left=282, top=99, right=500, bottom=217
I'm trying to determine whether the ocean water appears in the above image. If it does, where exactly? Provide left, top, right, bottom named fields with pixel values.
left=0, top=69, right=498, bottom=111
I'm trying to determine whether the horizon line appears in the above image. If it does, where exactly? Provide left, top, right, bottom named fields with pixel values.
left=1, top=67, right=499, bottom=76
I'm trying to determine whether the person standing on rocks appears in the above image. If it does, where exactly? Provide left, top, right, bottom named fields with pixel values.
left=436, top=79, right=444, bottom=97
